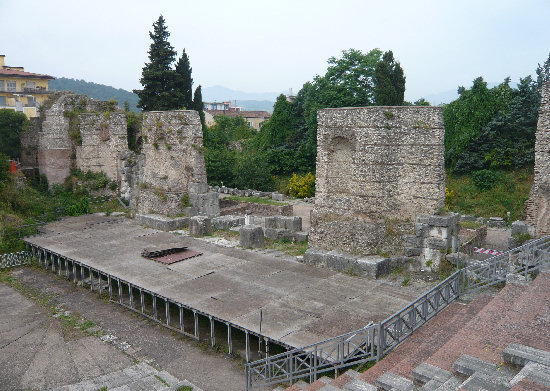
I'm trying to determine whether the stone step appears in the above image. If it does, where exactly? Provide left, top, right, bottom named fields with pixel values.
left=452, top=354, right=499, bottom=377
left=503, top=343, right=550, bottom=367
left=374, top=372, right=414, bottom=391
left=458, top=372, right=510, bottom=391
left=412, top=363, right=452, bottom=385
left=510, top=362, right=550, bottom=388
left=433, top=376, right=461, bottom=391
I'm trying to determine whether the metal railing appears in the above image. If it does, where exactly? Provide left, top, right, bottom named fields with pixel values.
left=0, top=251, right=33, bottom=269
left=245, top=235, right=550, bottom=390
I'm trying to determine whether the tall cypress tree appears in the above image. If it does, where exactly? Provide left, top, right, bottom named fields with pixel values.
left=193, top=85, right=205, bottom=127
left=374, top=51, right=406, bottom=106
left=134, top=16, right=178, bottom=111
left=175, top=50, right=193, bottom=109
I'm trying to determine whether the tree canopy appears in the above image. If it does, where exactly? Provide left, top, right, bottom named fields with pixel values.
left=0, top=109, right=30, bottom=159
left=374, top=50, right=406, bottom=105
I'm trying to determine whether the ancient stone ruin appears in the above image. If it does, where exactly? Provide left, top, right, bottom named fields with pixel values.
left=307, top=106, right=457, bottom=273
left=21, top=93, right=219, bottom=222
left=526, top=81, right=550, bottom=236
left=135, top=111, right=218, bottom=217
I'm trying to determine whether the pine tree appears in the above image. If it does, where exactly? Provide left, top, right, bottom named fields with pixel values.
left=134, top=15, right=178, bottom=111
left=193, top=85, right=205, bottom=127
left=175, top=50, right=193, bottom=109
left=374, top=51, right=406, bottom=106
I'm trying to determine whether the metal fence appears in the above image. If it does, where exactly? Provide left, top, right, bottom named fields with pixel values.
left=245, top=235, right=550, bottom=390
left=0, top=251, right=33, bottom=269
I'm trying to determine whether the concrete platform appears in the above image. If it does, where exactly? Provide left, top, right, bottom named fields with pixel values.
left=24, top=215, right=423, bottom=349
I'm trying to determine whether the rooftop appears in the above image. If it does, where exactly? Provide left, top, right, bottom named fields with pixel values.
left=0, top=68, right=54, bottom=80
left=207, top=109, right=271, bottom=118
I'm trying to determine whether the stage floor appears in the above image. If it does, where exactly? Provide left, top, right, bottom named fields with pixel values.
left=25, top=214, right=423, bottom=349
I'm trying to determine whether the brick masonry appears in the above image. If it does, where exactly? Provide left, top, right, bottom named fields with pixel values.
left=526, top=81, right=550, bottom=236
left=309, top=106, right=445, bottom=256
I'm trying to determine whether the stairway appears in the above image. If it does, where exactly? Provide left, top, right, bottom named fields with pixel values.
left=49, top=362, right=200, bottom=391
left=280, top=269, right=550, bottom=391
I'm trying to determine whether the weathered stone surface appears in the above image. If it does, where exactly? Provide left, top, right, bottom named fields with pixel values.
left=271, top=192, right=284, bottom=201
left=134, top=213, right=188, bottom=231
left=412, top=363, right=452, bottom=385
left=293, top=231, right=308, bottom=242
left=309, top=106, right=445, bottom=257
left=357, top=256, right=392, bottom=279
left=135, top=111, right=219, bottom=217
left=239, top=225, right=264, bottom=248
left=189, top=216, right=212, bottom=236
left=511, top=221, right=529, bottom=236
left=503, top=343, right=550, bottom=367
left=527, top=82, right=550, bottom=236
left=212, top=215, right=245, bottom=230
left=77, top=112, right=127, bottom=181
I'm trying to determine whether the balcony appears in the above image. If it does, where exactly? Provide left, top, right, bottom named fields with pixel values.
left=0, top=86, right=51, bottom=94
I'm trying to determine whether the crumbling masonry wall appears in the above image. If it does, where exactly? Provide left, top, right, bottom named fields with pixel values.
left=526, top=81, right=550, bottom=236
left=77, top=112, right=128, bottom=181
left=309, top=106, right=445, bottom=256
left=136, top=111, right=218, bottom=216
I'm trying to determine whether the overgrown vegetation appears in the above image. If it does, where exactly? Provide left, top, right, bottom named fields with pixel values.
left=0, top=109, right=30, bottom=159
left=226, top=195, right=284, bottom=205
left=287, top=172, right=315, bottom=198
left=445, top=169, right=532, bottom=221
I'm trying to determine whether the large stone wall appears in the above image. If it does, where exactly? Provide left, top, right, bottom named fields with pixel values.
left=309, top=106, right=445, bottom=255
left=77, top=112, right=128, bottom=181
left=136, top=111, right=218, bottom=216
left=526, top=82, right=550, bottom=236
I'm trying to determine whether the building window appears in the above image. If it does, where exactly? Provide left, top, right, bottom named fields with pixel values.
left=26, top=81, right=35, bottom=90
left=0, top=96, right=6, bottom=106
left=27, top=96, right=36, bottom=106
left=0, top=80, right=4, bottom=91
left=7, top=81, right=16, bottom=92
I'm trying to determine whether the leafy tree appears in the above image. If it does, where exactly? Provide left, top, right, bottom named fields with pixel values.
left=193, top=85, right=205, bottom=127
left=134, top=15, right=178, bottom=111
left=413, top=98, right=430, bottom=106
left=374, top=50, right=406, bottom=105
left=0, top=109, right=29, bottom=159
left=175, top=50, right=193, bottom=108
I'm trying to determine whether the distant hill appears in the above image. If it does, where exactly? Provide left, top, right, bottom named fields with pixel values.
left=49, top=79, right=276, bottom=113
left=49, top=77, right=140, bottom=112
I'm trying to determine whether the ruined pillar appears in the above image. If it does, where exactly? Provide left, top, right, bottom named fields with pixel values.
left=309, top=106, right=445, bottom=258
left=526, top=82, right=550, bottom=236
left=135, top=110, right=219, bottom=217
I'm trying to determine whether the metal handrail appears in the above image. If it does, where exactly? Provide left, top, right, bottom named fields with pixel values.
left=245, top=235, right=550, bottom=390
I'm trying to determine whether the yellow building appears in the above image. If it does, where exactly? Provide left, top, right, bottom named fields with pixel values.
left=0, top=55, right=54, bottom=118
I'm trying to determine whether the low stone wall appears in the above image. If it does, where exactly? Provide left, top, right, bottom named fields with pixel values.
left=219, top=199, right=292, bottom=217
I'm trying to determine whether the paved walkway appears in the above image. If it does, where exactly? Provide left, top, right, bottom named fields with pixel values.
left=25, top=215, right=425, bottom=349
left=5, top=266, right=243, bottom=391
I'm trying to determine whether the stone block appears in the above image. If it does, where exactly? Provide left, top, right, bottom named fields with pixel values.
left=425, top=237, right=449, bottom=250
left=302, top=248, right=326, bottom=265
left=428, top=213, right=460, bottom=227
left=343, top=379, right=377, bottom=390
left=404, top=247, right=422, bottom=257
left=188, top=182, right=208, bottom=194
left=285, top=216, right=302, bottom=231
left=459, top=372, right=510, bottom=391
left=461, top=214, right=476, bottom=221
left=239, top=225, right=264, bottom=248
left=511, top=221, right=529, bottom=236
left=189, top=216, right=212, bottom=236
left=412, top=363, right=452, bottom=385
left=375, top=371, right=414, bottom=391
left=183, top=206, right=198, bottom=217
left=487, top=217, right=506, bottom=228
left=418, top=379, right=442, bottom=391
left=134, top=214, right=188, bottom=231
left=264, top=216, right=278, bottom=229
left=294, top=231, right=308, bottom=242
left=357, top=256, right=391, bottom=279
left=510, top=362, right=550, bottom=387
left=503, top=343, right=550, bottom=367
left=263, top=228, right=293, bottom=241
left=453, top=354, right=498, bottom=377
left=271, top=192, right=284, bottom=201
left=405, top=234, right=422, bottom=247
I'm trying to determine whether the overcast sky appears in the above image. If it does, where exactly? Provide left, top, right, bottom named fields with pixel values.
left=1, top=0, right=549, bottom=101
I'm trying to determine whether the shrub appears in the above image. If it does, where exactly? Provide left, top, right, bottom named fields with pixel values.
left=472, top=169, right=500, bottom=191
left=287, top=172, right=315, bottom=198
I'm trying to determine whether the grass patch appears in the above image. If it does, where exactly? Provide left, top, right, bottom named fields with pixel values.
left=214, top=229, right=240, bottom=241
left=445, top=169, right=533, bottom=221
left=90, top=198, right=127, bottom=216
left=227, top=195, right=284, bottom=206
left=459, top=220, right=484, bottom=230
left=264, top=238, right=307, bottom=256
left=155, top=375, right=169, bottom=387
left=176, top=386, right=193, bottom=391
left=96, top=387, right=107, bottom=391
